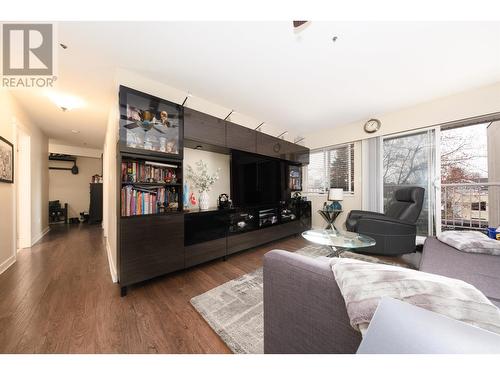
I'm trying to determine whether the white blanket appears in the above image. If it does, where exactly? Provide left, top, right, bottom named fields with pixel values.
left=332, top=258, right=500, bottom=336
left=437, top=230, right=500, bottom=256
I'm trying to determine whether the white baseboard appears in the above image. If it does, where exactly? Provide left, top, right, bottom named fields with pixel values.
left=0, top=254, right=16, bottom=276
left=105, top=237, right=118, bottom=283
left=31, top=226, right=50, bottom=246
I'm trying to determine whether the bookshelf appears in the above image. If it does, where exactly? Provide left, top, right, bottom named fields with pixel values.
left=120, top=157, right=183, bottom=217
left=116, top=85, right=311, bottom=297
left=117, top=86, right=185, bottom=297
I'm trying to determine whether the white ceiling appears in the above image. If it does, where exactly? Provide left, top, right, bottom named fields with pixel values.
left=12, top=21, right=500, bottom=148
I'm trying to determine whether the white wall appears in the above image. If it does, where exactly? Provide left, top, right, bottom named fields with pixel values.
left=0, top=90, right=17, bottom=274
left=29, top=124, right=49, bottom=246
left=183, top=148, right=230, bottom=209
left=304, top=81, right=500, bottom=149
left=103, top=100, right=119, bottom=282
left=49, top=156, right=102, bottom=218
left=0, top=90, right=49, bottom=275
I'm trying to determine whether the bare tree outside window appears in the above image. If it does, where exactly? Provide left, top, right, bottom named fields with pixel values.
left=383, top=123, right=490, bottom=235
left=383, top=131, right=432, bottom=235
left=307, top=144, right=354, bottom=194
left=440, top=123, right=488, bottom=230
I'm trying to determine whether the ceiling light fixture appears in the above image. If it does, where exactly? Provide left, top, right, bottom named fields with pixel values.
left=71, top=129, right=80, bottom=134
left=45, top=91, right=86, bottom=111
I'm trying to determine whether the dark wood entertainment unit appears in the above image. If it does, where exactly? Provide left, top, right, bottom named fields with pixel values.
left=117, top=86, right=310, bottom=296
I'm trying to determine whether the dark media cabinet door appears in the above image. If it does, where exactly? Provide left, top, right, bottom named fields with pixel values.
left=120, top=214, right=184, bottom=286
left=184, top=107, right=226, bottom=147
left=227, top=221, right=304, bottom=255
left=185, top=237, right=227, bottom=268
left=226, top=123, right=256, bottom=153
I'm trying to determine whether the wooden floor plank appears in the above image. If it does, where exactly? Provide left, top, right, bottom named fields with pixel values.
left=0, top=225, right=309, bottom=353
left=0, top=224, right=411, bottom=354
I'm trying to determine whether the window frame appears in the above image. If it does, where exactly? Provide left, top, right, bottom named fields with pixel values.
left=304, top=142, right=355, bottom=195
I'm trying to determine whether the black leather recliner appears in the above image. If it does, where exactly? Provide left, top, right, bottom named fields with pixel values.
left=345, top=186, right=425, bottom=256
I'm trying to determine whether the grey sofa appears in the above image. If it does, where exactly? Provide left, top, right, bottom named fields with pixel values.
left=263, top=237, right=500, bottom=354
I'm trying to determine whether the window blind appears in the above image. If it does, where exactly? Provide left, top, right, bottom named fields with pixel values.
left=306, top=143, right=354, bottom=193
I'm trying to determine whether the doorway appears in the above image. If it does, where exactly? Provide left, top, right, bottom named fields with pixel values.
left=16, top=126, right=31, bottom=250
left=380, top=120, right=498, bottom=237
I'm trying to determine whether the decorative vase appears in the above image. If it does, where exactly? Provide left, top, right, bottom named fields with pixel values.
left=199, top=191, right=209, bottom=210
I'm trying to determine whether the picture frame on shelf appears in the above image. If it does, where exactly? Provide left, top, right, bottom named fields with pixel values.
left=0, top=136, right=14, bottom=184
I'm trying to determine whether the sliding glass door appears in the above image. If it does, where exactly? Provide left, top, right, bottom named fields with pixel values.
left=382, top=129, right=439, bottom=236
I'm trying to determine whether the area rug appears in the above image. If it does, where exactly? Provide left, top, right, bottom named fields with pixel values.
left=190, top=244, right=409, bottom=354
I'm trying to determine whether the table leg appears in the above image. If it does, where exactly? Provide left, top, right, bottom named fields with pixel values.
left=329, top=246, right=345, bottom=258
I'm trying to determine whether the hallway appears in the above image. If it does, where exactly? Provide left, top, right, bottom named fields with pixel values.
left=0, top=225, right=308, bottom=353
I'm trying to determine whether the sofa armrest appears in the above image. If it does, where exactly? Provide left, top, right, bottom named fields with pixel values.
left=263, top=250, right=361, bottom=353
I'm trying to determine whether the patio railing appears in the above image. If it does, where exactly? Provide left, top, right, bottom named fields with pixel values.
left=441, top=182, right=500, bottom=231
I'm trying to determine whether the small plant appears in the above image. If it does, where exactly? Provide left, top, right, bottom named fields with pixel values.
left=186, top=160, right=221, bottom=193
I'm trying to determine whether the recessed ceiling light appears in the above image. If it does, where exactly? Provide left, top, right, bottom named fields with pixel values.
left=195, top=145, right=203, bottom=150
left=45, top=91, right=86, bottom=111
left=71, top=129, right=80, bottom=134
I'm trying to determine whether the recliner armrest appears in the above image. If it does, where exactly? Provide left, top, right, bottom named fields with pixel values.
left=358, top=214, right=414, bottom=227
left=356, top=216, right=417, bottom=255
left=347, top=210, right=385, bottom=219
left=357, top=215, right=416, bottom=235
left=346, top=210, right=387, bottom=232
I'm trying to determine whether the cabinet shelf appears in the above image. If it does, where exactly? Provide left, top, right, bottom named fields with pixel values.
left=121, top=210, right=182, bottom=219
left=121, top=181, right=182, bottom=187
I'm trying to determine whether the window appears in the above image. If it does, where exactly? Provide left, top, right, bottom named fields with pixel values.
left=306, top=143, right=354, bottom=193
left=471, top=201, right=487, bottom=211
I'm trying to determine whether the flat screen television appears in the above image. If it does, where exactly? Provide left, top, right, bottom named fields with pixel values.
left=231, top=150, right=284, bottom=207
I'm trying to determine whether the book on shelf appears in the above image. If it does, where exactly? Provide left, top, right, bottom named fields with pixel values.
left=121, top=161, right=178, bottom=184
left=121, top=185, right=179, bottom=217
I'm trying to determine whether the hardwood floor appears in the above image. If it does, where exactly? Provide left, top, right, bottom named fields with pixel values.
left=0, top=224, right=310, bottom=354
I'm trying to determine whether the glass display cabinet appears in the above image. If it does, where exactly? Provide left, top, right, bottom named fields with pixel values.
left=119, top=86, right=183, bottom=158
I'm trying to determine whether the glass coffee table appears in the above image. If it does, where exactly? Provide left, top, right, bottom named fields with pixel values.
left=302, top=229, right=376, bottom=257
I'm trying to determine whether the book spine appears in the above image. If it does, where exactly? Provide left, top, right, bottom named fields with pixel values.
left=121, top=187, right=125, bottom=216
left=121, top=162, right=126, bottom=182
left=126, top=186, right=131, bottom=216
